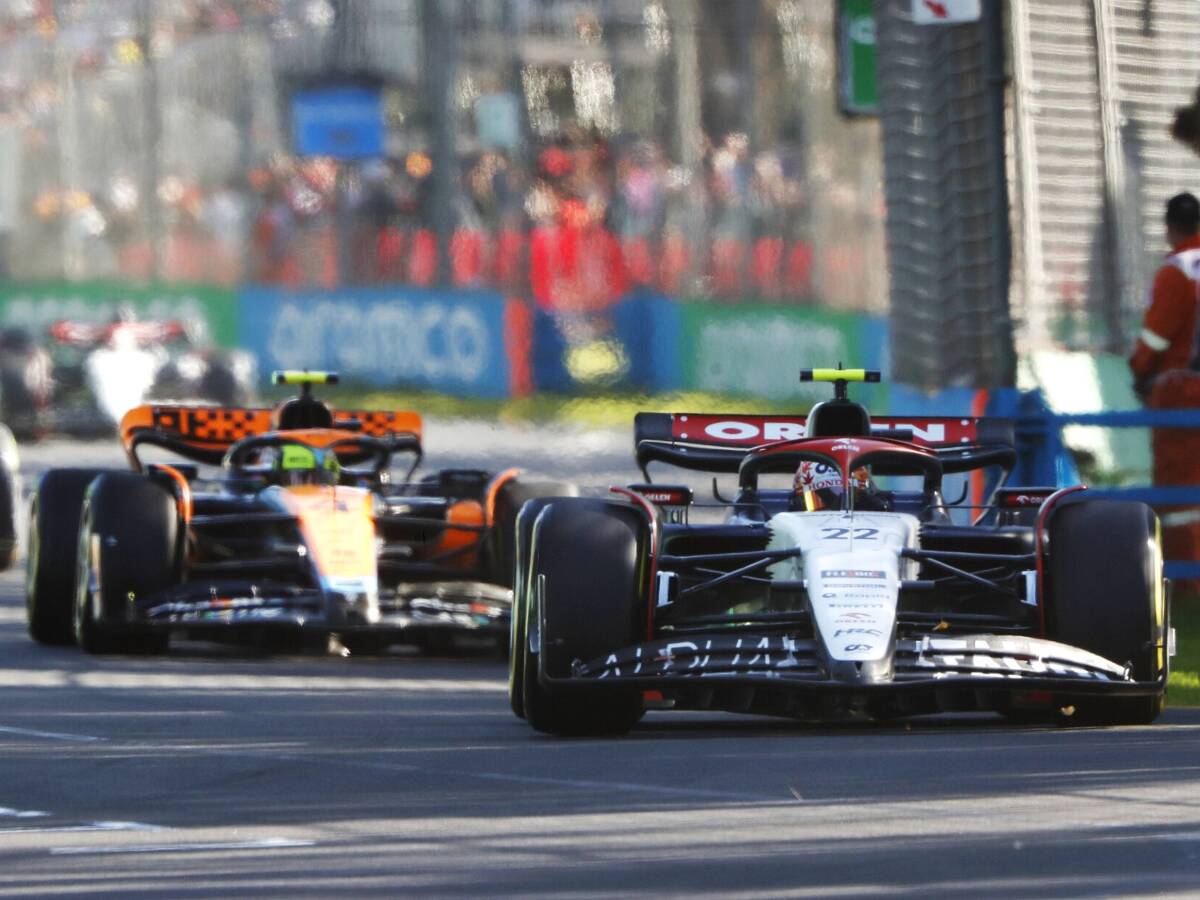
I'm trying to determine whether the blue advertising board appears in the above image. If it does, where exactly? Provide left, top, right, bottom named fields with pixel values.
left=292, top=87, right=384, bottom=160
left=238, top=286, right=513, bottom=398
left=612, top=291, right=683, bottom=393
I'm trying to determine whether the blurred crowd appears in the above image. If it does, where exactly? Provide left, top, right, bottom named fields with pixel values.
left=0, top=0, right=881, bottom=310
left=180, top=128, right=821, bottom=309
left=5, top=120, right=845, bottom=308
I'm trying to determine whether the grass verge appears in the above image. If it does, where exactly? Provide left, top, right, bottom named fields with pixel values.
left=1170, top=594, right=1200, bottom=707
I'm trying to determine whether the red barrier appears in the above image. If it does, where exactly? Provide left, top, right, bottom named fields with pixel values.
left=751, top=236, right=784, bottom=300
left=528, top=225, right=557, bottom=308
left=621, top=236, right=655, bottom=287
left=376, top=227, right=405, bottom=281
left=450, top=228, right=486, bottom=287
left=658, top=232, right=690, bottom=295
left=503, top=298, right=534, bottom=398
left=408, top=229, right=438, bottom=286
left=492, top=229, right=525, bottom=291
left=786, top=239, right=814, bottom=298
left=710, top=236, right=747, bottom=298
left=241, top=218, right=827, bottom=303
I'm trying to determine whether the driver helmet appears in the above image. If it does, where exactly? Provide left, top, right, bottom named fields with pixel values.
left=792, top=461, right=872, bottom=511
left=273, top=443, right=341, bottom=487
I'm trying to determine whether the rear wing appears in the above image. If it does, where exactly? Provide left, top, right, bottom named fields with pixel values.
left=633, top=413, right=1016, bottom=479
left=120, top=404, right=423, bottom=468
left=49, top=319, right=185, bottom=346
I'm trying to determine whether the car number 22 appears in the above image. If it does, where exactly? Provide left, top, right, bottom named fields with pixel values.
left=820, top=527, right=879, bottom=540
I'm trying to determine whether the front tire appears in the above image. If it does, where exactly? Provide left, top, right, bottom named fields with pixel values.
left=1047, top=500, right=1166, bottom=725
left=74, top=473, right=176, bottom=655
left=26, top=468, right=111, bottom=645
left=522, top=498, right=647, bottom=736
left=508, top=497, right=566, bottom=719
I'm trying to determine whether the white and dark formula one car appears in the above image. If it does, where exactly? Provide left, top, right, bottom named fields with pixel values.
left=25, top=371, right=573, bottom=656
left=510, top=369, right=1172, bottom=735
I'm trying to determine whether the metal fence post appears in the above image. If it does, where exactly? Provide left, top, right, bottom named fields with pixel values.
left=423, top=0, right=457, bottom=288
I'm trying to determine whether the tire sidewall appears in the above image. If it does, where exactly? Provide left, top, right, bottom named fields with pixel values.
left=26, top=467, right=111, bottom=644
left=522, top=498, right=649, bottom=736
left=1047, top=500, right=1161, bottom=679
left=75, top=472, right=178, bottom=646
left=508, top=496, right=565, bottom=719
left=1046, top=499, right=1165, bottom=724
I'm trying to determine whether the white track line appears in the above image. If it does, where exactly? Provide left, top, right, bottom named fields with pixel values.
left=142, top=748, right=787, bottom=806
left=189, top=748, right=787, bottom=806
left=465, top=769, right=782, bottom=802
left=4, top=724, right=785, bottom=804
left=0, top=725, right=102, bottom=742
left=50, top=838, right=315, bottom=855
left=0, top=821, right=163, bottom=835
left=0, top=808, right=47, bottom=818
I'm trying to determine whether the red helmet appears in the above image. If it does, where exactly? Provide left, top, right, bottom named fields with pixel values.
left=793, top=461, right=872, bottom=511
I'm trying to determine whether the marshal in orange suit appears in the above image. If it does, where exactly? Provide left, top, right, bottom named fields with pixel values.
left=1130, top=191, right=1200, bottom=574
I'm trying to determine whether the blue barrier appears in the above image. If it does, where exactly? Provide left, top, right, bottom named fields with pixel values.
left=612, top=292, right=683, bottom=393
left=238, top=285, right=513, bottom=398
left=1013, top=393, right=1200, bottom=580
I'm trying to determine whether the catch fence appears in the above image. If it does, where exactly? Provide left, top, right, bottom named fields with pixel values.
left=0, top=1, right=888, bottom=315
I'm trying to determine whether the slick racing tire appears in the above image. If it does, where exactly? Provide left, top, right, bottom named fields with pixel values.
left=490, top=479, right=579, bottom=590
left=522, top=498, right=647, bottom=737
left=1047, top=500, right=1166, bottom=725
left=74, top=472, right=177, bottom=655
left=509, top=496, right=566, bottom=720
left=26, top=468, right=111, bottom=645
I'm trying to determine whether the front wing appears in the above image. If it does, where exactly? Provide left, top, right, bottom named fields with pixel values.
left=546, top=633, right=1164, bottom=715
left=133, top=581, right=510, bottom=637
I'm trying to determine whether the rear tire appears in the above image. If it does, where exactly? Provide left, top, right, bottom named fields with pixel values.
left=490, top=479, right=578, bottom=588
left=523, top=499, right=647, bottom=736
left=74, top=473, right=176, bottom=655
left=1047, top=500, right=1166, bottom=725
left=26, top=468, right=110, bottom=645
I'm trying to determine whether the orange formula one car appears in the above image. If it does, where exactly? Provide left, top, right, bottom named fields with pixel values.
left=25, top=372, right=574, bottom=655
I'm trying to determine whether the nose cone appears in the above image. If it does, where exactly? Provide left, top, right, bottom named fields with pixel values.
left=270, top=484, right=379, bottom=596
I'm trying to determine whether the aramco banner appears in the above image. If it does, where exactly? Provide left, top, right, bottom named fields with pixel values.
left=238, top=285, right=516, bottom=398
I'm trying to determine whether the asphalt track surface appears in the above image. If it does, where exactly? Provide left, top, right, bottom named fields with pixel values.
left=3, top=431, right=1200, bottom=898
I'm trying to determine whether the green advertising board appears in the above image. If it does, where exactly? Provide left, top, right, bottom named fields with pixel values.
left=678, top=301, right=889, bottom=410
left=838, top=0, right=878, bottom=116
left=0, top=282, right=238, bottom=347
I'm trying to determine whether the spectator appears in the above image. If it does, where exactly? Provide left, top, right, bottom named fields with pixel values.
left=251, top=174, right=295, bottom=285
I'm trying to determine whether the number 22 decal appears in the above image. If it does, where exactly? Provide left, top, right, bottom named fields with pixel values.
left=821, top=527, right=879, bottom=540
